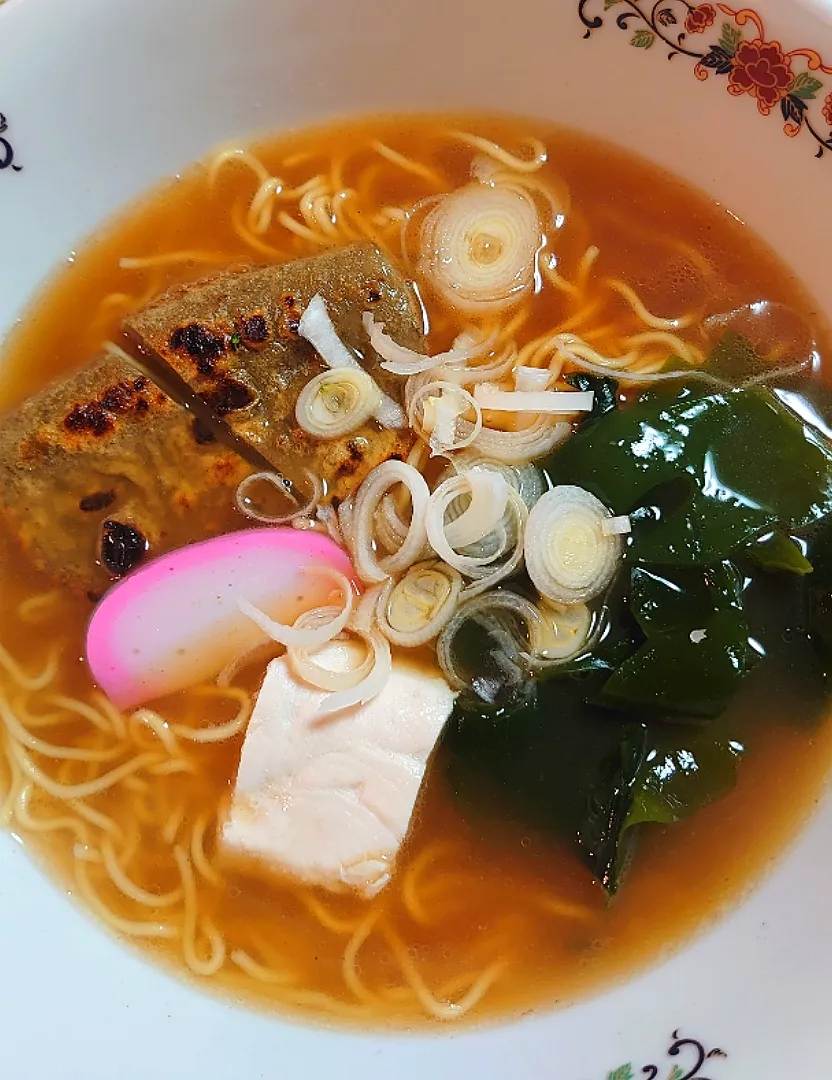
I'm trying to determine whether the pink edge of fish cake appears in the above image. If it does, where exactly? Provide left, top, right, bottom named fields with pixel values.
left=86, top=528, right=354, bottom=711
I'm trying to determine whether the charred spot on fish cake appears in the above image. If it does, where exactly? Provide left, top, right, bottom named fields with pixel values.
left=63, top=376, right=163, bottom=441
left=239, top=313, right=269, bottom=347
left=336, top=438, right=369, bottom=478
left=124, top=243, right=425, bottom=501
left=64, top=402, right=113, bottom=437
left=200, top=377, right=257, bottom=417
left=101, top=519, right=148, bottom=577
left=169, top=322, right=228, bottom=375
left=348, top=439, right=365, bottom=462
left=276, top=294, right=301, bottom=339
left=0, top=353, right=252, bottom=594
left=79, top=490, right=116, bottom=513
left=192, top=417, right=217, bottom=444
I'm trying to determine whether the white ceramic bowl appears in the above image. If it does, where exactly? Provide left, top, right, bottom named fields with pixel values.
left=2, top=0, right=832, bottom=1076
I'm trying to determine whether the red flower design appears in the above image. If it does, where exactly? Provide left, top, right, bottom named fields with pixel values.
left=824, top=92, right=832, bottom=128
left=728, top=39, right=794, bottom=115
left=684, top=3, right=716, bottom=34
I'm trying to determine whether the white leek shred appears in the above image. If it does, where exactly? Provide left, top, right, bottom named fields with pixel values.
left=351, top=460, right=432, bottom=583
left=408, top=380, right=482, bottom=454
left=436, top=590, right=543, bottom=695
left=362, top=312, right=494, bottom=376
left=236, top=470, right=319, bottom=525
left=237, top=568, right=354, bottom=648
left=453, top=452, right=547, bottom=509
left=444, top=468, right=510, bottom=549
left=426, top=471, right=512, bottom=574
left=457, top=490, right=528, bottom=600
left=288, top=623, right=377, bottom=693
left=315, top=504, right=344, bottom=546
left=351, top=583, right=386, bottom=634
left=425, top=471, right=528, bottom=597
left=298, top=294, right=405, bottom=428
left=602, top=515, right=632, bottom=536
left=308, top=630, right=392, bottom=719
left=435, top=345, right=518, bottom=387
left=474, top=383, right=594, bottom=414
left=468, top=415, right=571, bottom=463
left=514, top=366, right=552, bottom=392
left=289, top=613, right=371, bottom=686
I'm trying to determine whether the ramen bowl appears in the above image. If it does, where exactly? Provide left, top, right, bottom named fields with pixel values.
left=2, top=0, right=832, bottom=1076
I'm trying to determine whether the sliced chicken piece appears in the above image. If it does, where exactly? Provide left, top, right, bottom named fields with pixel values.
left=221, top=643, right=455, bottom=897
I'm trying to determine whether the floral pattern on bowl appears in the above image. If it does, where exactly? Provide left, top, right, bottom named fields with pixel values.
left=0, top=112, right=22, bottom=172
left=578, top=1, right=832, bottom=157
left=600, top=1032, right=727, bottom=1080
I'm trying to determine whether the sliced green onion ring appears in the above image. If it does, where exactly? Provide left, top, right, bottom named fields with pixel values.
left=351, top=460, right=431, bottom=583
left=407, top=380, right=483, bottom=453
left=527, top=600, right=592, bottom=662
left=419, top=184, right=542, bottom=314
left=436, top=590, right=543, bottom=695
left=297, top=293, right=405, bottom=427
left=524, top=485, right=623, bottom=604
left=295, top=368, right=382, bottom=439
left=377, top=561, right=463, bottom=648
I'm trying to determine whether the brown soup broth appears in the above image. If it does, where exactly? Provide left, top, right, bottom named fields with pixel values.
left=1, top=114, right=831, bottom=1029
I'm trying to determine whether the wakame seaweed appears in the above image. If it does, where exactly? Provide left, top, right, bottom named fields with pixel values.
left=563, top=372, right=619, bottom=424
left=746, top=531, right=813, bottom=576
left=441, top=673, right=747, bottom=894
left=442, top=338, right=832, bottom=894
left=541, top=379, right=832, bottom=567
left=441, top=547, right=829, bottom=893
left=599, top=562, right=758, bottom=718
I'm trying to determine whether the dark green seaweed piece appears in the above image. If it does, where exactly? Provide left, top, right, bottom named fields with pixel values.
left=442, top=536, right=832, bottom=894
left=442, top=675, right=747, bottom=894
left=746, top=531, right=813, bottom=575
left=626, top=725, right=744, bottom=828
left=579, top=724, right=647, bottom=891
left=599, top=562, right=758, bottom=717
left=441, top=677, right=641, bottom=892
left=775, top=377, right=832, bottom=442
left=564, top=372, right=619, bottom=424
left=542, top=382, right=832, bottom=567
left=803, top=517, right=832, bottom=684
left=441, top=347, right=832, bottom=897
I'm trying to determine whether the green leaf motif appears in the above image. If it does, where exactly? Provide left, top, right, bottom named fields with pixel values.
left=666, top=1068, right=685, bottom=1080
left=631, top=29, right=656, bottom=49
left=607, top=1066, right=635, bottom=1080
left=791, top=71, right=824, bottom=100
left=604, top=0, right=623, bottom=8
left=719, top=21, right=743, bottom=56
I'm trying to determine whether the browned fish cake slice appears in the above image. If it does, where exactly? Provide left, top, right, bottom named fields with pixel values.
left=0, top=354, right=252, bottom=597
left=124, top=243, right=422, bottom=501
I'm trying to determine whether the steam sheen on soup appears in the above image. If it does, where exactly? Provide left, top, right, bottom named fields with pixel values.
left=2, top=115, right=832, bottom=1029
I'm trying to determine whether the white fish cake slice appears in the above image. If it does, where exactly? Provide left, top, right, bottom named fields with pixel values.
left=221, top=643, right=456, bottom=898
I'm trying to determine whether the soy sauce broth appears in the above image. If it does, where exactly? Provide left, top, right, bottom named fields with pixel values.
left=0, top=114, right=831, bottom=1029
